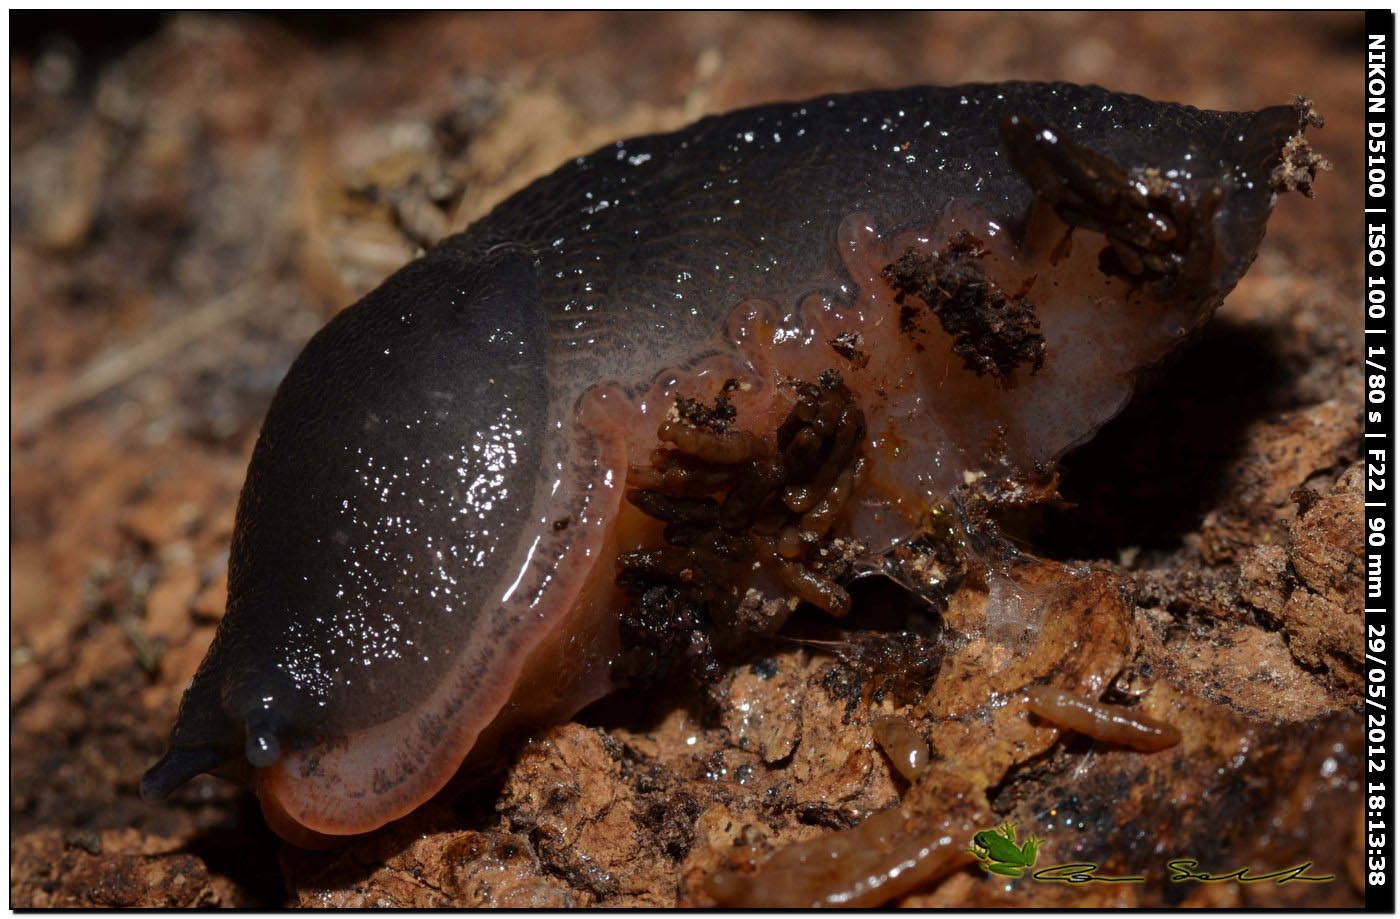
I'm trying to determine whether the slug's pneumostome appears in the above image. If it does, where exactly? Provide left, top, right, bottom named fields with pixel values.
left=142, top=83, right=1316, bottom=845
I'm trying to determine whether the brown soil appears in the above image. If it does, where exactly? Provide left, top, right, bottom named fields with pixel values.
left=11, top=11, right=1364, bottom=908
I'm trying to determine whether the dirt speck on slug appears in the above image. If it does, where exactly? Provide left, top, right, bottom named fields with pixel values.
left=1276, top=94, right=1330, bottom=200
left=883, top=232, right=1046, bottom=384
left=1271, top=131, right=1332, bottom=197
left=827, top=331, right=871, bottom=369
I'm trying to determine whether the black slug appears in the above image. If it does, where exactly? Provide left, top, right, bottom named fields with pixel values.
left=141, top=82, right=1314, bottom=845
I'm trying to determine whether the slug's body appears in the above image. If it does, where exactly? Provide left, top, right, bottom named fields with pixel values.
left=143, top=83, right=1312, bottom=844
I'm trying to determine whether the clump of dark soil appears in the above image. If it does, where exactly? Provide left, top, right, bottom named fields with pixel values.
left=883, top=232, right=1046, bottom=383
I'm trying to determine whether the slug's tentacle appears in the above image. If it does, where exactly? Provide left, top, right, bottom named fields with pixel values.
left=243, top=718, right=283, bottom=769
left=139, top=745, right=228, bottom=802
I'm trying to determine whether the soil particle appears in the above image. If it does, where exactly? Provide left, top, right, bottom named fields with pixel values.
left=1271, top=98, right=1331, bottom=197
left=827, top=330, right=870, bottom=369
left=1243, top=462, right=1364, bottom=688
left=10, top=829, right=258, bottom=908
left=883, top=232, right=1046, bottom=384
left=1198, top=396, right=1360, bottom=565
left=283, top=815, right=576, bottom=908
left=720, top=663, right=803, bottom=764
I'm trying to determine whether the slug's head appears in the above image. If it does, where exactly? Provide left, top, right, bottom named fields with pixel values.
left=142, top=246, right=549, bottom=803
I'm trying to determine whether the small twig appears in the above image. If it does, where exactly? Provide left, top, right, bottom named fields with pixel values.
left=15, top=278, right=267, bottom=437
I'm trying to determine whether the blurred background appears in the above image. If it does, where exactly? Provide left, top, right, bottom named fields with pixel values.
left=11, top=11, right=1364, bottom=907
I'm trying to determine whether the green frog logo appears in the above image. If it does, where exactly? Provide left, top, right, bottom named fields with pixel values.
left=968, top=821, right=1043, bottom=878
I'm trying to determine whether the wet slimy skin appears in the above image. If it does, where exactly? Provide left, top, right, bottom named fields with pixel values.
left=142, top=83, right=1313, bottom=845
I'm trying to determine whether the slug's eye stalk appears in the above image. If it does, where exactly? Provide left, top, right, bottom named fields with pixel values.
left=140, top=685, right=290, bottom=800
left=244, top=720, right=283, bottom=769
left=232, top=688, right=290, bottom=769
left=139, top=745, right=227, bottom=802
